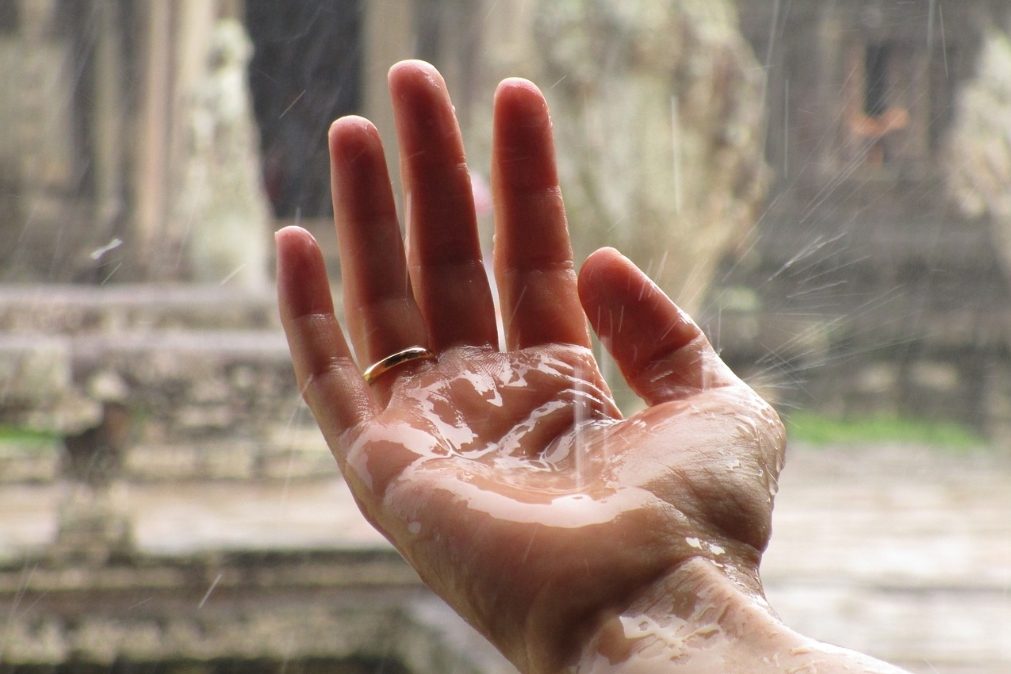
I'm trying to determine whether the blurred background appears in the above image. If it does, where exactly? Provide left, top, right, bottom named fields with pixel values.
left=0, top=1, right=1008, bottom=672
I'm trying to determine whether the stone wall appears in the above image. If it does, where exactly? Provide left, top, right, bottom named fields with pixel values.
left=714, top=0, right=1011, bottom=446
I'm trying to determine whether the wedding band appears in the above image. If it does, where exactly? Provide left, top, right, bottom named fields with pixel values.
left=362, top=346, right=435, bottom=383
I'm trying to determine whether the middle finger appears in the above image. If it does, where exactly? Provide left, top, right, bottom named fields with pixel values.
left=388, top=60, right=498, bottom=351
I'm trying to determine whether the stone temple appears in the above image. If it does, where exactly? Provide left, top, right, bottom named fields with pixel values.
left=0, top=2, right=1008, bottom=673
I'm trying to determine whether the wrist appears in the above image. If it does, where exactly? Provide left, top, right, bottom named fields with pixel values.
left=572, top=556, right=790, bottom=673
left=570, top=557, right=910, bottom=674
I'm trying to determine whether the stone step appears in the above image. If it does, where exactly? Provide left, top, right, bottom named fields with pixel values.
left=0, top=431, right=333, bottom=485
left=0, top=284, right=289, bottom=334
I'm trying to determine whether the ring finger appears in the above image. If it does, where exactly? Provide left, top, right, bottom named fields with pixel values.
left=328, top=115, right=429, bottom=387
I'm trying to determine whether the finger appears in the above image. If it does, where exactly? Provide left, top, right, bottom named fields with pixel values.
left=492, top=78, right=590, bottom=350
left=388, top=60, right=497, bottom=350
left=276, top=226, right=377, bottom=450
left=328, top=116, right=428, bottom=372
left=577, top=248, right=738, bottom=404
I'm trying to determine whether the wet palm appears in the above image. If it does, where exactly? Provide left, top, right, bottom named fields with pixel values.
left=275, top=61, right=785, bottom=673
left=338, top=340, right=783, bottom=671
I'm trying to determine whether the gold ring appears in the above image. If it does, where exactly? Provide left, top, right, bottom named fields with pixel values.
left=362, top=346, right=435, bottom=383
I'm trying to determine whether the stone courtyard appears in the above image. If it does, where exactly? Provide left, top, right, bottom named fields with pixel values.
left=2, top=438, right=1008, bottom=673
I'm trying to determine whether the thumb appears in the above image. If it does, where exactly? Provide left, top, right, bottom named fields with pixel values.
left=577, top=248, right=737, bottom=405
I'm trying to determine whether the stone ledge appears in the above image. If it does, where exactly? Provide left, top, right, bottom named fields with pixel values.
left=1, top=329, right=299, bottom=431
left=0, top=330, right=329, bottom=484
left=124, top=435, right=333, bottom=482
left=0, top=548, right=419, bottom=595
left=0, top=443, right=59, bottom=482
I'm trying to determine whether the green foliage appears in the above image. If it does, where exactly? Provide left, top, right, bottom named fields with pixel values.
left=787, top=411, right=985, bottom=450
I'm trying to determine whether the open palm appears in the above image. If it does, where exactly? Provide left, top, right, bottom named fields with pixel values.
left=276, top=61, right=784, bottom=674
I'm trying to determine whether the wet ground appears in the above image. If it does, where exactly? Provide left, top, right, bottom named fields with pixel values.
left=1, top=443, right=1008, bottom=673
left=763, top=444, right=1011, bottom=674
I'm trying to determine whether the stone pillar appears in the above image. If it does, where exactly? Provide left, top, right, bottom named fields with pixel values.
left=129, top=0, right=269, bottom=285
left=815, top=6, right=847, bottom=173
left=0, top=0, right=79, bottom=280
left=945, top=26, right=1011, bottom=282
left=416, top=0, right=485, bottom=133
left=172, top=1, right=219, bottom=157
left=133, top=0, right=175, bottom=279
left=91, top=0, right=127, bottom=260
left=363, top=0, right=417, bottom=203
left=0, top=6, right=22, bottom=253
left=17, top=0, right=76, bottom=210
left=466, top=0, right=538, bottom=170
left=172, top=15, right=272, bottom=288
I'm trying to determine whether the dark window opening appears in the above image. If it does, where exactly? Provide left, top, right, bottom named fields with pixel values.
left=864, top=43, right=891, bottom=117
left=0, top=0, right=19, bottom=35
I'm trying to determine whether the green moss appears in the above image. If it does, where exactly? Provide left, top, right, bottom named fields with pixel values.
left=786, top=411, right=985, bottom=450
left=0, top=424, right=60, bottom=449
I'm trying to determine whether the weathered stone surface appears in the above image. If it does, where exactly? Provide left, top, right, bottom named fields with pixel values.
left=459, top=0, right=766, bottom=316
left=173, top=19, right=272, bottom=289
left=0, top=335, right=71, bottom=400
left=710, top=303, right=1009, bottom=430
left=984, top=356, right=1011, bottom=447
left=0, top=331, right=298, bottom=438
left=0, top=547, right=505, bottom=673
left=122, top=435, right=331, bottom=483
left=0, top=443, right=59, bottom=483
left=0, top=335, right=102, bottom=435
left=0, top=0, right=93, bottom=283
left=51, top=481, right=134, bottom=564
left=531, top=0, right=768, bottom=315
left=946, top=28, right=1011, bottom=282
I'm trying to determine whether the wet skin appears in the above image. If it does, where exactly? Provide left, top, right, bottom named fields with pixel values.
left=276, top=61, right=908, bottom=674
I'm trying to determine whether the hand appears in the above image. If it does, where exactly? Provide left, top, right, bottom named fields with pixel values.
left=275, top=61, right=893, bottom=674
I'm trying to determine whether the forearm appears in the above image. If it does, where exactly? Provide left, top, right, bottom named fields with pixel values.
left=570, top=557, right=910, bottom=674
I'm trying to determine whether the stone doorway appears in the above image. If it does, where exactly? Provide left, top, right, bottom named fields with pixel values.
left=245, top=0, right=363, bottom=219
